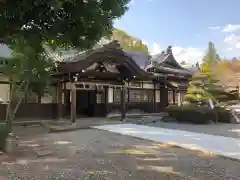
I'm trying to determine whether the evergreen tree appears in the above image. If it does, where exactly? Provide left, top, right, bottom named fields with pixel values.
left=184, top=42, right=237, bottom=106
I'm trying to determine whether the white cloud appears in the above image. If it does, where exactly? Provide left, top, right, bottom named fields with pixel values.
left=150, top=42, right=204, bottom=64
left=151, top=42, right=162, bottom=55
left=222, top=24, right=240, bottom=33
left=235, top=42, right=240, bottom=49
left=208, top=26, right=221, bottom=30
left=209, top=24, right=240, bottom=33
left=127, top=0, right=135, bottom=7
left=223, top=34, right=240, bottom=49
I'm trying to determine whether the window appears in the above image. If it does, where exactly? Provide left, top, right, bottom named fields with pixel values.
left=129, top=90, right=141, bottom=102
left=96, top=90, right=105, bottom=104
left=148, top=90, right=154, bottom=102
left=129, top=89, right=154, bottom=102
left=113, top=89, right=121, bottom=103
left=168, top=91, right=174, bottom=104
left=180, top=92, right=186, bottom=103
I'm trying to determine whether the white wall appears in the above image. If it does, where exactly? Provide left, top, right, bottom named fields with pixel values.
left=142, top=82, right=154, bottom=89
left=108, top=88, right=113, bottom=103
left=155, top=90, right=160, bottom=102
left=0, top=75, right=10, bottom=103
left=41, top=93, right=53, bottom=104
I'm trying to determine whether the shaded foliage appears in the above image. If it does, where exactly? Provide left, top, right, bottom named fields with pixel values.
left=0, top=0, right=130, bottom=49
left=0, top=38, right=54, bottom=131
left=216, top=59, right=240, bottom=90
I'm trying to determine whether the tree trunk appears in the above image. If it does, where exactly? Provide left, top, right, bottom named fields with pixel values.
left=6, top=81, right=29, bottom=132
left=37, top=95, right=41, bottom=104
left=12, top=82, right=29, bottom=120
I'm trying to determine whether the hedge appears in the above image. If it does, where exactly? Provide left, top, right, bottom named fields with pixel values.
left=165, top=105, right=231, bottom=124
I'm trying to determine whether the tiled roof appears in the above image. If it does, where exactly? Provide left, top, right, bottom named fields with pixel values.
left=123, top=51, right=150, bottom=69
left=145, top=46, right=192, bottom=76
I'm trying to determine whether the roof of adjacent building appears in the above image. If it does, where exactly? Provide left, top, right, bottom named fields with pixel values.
left=145, top=46, right=195, bottom=76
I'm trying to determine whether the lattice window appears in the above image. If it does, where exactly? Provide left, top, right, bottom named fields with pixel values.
left=129, top=89, right=154, bottom=102
left=129, top=90, right=141, bottom=102
left=113, top=89, right=121, bottom=103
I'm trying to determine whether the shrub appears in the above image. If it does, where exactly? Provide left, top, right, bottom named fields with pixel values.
left=0, top=123, right=8, bottom=150
left=214, top=107, right=231, bottom=123
left=165, top=105, right=231, bottom=124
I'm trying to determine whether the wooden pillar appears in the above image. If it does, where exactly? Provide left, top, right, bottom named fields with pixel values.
left=104, top=87, right=108, bottom=116
left=153, top=82, right=156, bottom=113
left=71, top=84, right=76, bottom=124
left=173, top=90, right=176, bottom=104
left=57, top=82, right=63, bottom=120
left=127, top=82, right=130, bottom=103
left=120, top=87, right=126, bottom=120
left=160, top=86, right=168, bottom=107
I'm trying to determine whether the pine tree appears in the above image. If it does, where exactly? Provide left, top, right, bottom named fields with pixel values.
left=184, top=42, right=237, bottom=105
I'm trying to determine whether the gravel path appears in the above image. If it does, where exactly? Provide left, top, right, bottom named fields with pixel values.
left=1, top=129, right=240, bottom=179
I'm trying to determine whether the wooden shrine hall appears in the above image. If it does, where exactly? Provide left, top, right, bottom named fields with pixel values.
left=53, top=41, right=193, bottom=122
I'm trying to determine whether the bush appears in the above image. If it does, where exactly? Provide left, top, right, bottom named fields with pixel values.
left=214, top=107, right=231, bottom=123
left=165, top=105, right=231, bottom=124
left=0, top=123, right=8, bottom=150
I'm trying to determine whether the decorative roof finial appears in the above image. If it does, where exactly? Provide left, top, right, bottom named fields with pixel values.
left=167, top=46, right=172, bottom=54
left=160, top=50, right=165, bottom=56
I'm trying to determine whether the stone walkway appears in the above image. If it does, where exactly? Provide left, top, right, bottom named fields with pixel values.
left=147, top=121, right=240, bottom=138
left=93, top=123, right=240, bottom=161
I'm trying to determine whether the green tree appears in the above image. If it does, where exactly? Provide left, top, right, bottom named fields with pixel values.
left=112, top=29, right=148, bottom=53
left=185, top=42, right=236, bottom=105
left=202, top=41, right=220, bottom=67
left=1, top=38, right=54, bottom=131
left=0, top=0, right=131, bottom=132
left=0, top=0, right=130, bottom=49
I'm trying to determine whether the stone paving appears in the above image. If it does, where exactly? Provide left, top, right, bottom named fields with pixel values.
left=0, top=129, right=240, bottom=179
left=148, top=121, right=240, bottom=138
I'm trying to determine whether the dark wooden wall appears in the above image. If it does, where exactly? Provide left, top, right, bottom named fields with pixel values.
left=0, top=103, right=58, bottom=121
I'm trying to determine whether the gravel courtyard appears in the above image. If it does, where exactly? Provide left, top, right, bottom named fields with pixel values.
left=1, top=129, right=240, bottom=179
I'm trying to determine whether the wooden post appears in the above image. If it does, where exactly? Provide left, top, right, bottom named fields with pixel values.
left=57, top=82, right=63, bottom=120
left=120, top=87, right=126, bottom=121
left=71, top=83, right=76, bottom=124
left=153, top=82, right=156, bottom=113
left=173, top=90, right=176, bottom=104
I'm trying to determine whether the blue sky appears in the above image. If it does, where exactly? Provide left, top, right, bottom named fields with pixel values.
left=114, top=0, right=240, bottom=64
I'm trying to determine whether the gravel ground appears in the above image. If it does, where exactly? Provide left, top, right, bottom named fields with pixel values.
left=147, top=121, right=240, bottom=138
left=1, top=129, right=240, bottom=179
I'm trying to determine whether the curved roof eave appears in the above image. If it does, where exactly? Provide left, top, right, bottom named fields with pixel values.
left=59, top=48, right=153, bottom=79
